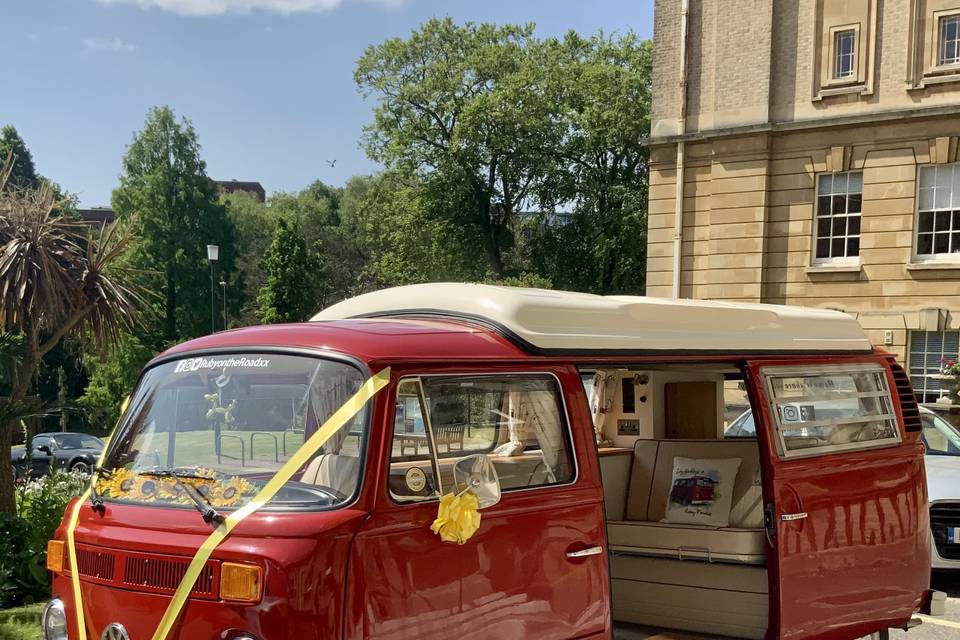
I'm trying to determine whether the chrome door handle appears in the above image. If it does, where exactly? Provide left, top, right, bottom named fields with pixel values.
left=781, top=512, right=808, bottom=522
left=566, top=545, right=603, bottom=559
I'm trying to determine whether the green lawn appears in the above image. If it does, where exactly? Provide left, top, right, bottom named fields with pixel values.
left=0, top=603, right=43, bottom=640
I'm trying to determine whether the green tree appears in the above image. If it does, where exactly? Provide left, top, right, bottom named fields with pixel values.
left=529, top=32, right=652, bottom=294
left=223, top=192, right=276, bottom=325
left=0, top=155, right=148, bottom=514
left=113, top=106, right=239, bottom=340
left=338, top=172, right=485, bottom=291
left=78, top=333, right=157, bottom=432
left=257, top=218, right=323, bottom=323
left=355, top=18, right=559, bottom=279
left=0, top=126, right=38, bottom=190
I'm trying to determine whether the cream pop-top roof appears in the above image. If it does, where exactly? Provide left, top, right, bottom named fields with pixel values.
left=311, top=283, right=873, bottom=354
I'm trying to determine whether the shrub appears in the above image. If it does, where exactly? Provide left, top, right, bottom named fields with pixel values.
left=0, top=470, right=88, bottom=607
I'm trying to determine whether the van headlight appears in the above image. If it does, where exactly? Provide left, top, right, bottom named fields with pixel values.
left=42, top=598, right=68, bottom=640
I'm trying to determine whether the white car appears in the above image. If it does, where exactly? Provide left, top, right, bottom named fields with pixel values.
left=919, top=406, right=960, bottom=569
left=726, top=405, right=960, bottom=570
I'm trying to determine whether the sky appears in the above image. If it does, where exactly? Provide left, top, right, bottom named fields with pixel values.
left=4, top=0, right=653, bottom=207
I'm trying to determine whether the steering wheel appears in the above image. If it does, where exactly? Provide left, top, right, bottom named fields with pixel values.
left=280, top=480, right=346, bottom=503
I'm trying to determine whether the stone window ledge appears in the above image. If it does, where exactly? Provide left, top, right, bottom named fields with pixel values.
left=805, top=263, right=863, bottom=275
left=814, top=84, right=869, bottom=101
left=909, top=72, right=960, bottom=90
left=906, top=261, right=960, bottom=271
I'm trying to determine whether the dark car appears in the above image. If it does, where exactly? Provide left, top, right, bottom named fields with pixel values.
left=11, top=432, right=104, bottom=480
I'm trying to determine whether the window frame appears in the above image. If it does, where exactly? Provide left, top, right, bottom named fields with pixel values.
left=823, top=23, right=862, bottom=87
left=761, top=363, right=902, bottom=460
left=913, top=163, right=960, bottom=263
left=936, top=12, right=960, bottom=69
left=812, top=171, right=863, bottom=266
left=833, top=28, right=857, bottom=80
left=386, top=371, right=579, bottom=505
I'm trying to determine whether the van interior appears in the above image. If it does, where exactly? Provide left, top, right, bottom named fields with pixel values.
left=588, top=365, right=769, bottom=640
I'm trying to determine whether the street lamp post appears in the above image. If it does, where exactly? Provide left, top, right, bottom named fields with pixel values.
left=206, top=244, right=219, bottom=334
left=219, top=280, right=227, bottom=330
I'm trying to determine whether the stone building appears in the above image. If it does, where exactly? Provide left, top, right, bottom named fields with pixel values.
left=647, top=0, right=960, bottom=402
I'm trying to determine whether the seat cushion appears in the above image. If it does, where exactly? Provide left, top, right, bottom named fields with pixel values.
left=661, top=456, right=742, bottom=527
left=607, top=520, right=766, bottom=564
left=649, top=440, right=764, bottom=529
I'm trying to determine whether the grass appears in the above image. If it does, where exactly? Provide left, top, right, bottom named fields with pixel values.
left=0, top=602, right=43, bottom=640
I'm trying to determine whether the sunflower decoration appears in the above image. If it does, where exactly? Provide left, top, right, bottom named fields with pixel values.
left=131, top=476, right=160, bottom=503
left=211, top=476, right=255, bottom=507
left=98, top=468, right=136, bottom=498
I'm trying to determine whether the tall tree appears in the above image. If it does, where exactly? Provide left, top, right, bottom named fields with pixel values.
left=113, top=106, right=238, bottom=340
left=529, top=32, right=652, bottom=294
left=0, top=153, right=148, bottom=514
left=355, top=18, right=559, bottom=278
left=0, top=126, right=38, bottom=190
left=257, top=218, right=323, bottom=324
left=338, top=172, right=485, bottom=290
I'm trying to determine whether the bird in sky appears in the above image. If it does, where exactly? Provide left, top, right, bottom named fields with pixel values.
left=325, top=159, right=337, bottom=168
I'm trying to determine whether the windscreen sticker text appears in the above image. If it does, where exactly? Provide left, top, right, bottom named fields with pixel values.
left=174, top=357, right=271, bottom=373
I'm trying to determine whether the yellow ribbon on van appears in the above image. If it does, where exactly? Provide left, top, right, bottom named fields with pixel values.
left=430, top=491, right=481, bottom=545
left=62, top=371, right=390, bottom=640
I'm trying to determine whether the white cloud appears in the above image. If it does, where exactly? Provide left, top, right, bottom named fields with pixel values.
left=93, top=0, right=400, bottom=16
left=82, top=37, right=137, bottom=52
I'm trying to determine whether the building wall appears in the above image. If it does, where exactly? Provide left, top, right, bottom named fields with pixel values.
left=649, top=0, right=960, bottom=399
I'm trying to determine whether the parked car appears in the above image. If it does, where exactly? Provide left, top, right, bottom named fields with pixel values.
left=12, top=432, right=104, bottom=480
left=919, top=407, right=960, bottom=570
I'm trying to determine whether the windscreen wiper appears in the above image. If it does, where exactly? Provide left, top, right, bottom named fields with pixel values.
left=140, top=469, right=224, bottom=525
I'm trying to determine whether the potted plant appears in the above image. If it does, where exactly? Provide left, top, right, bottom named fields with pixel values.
left=936, top=359, right=960, bottom=405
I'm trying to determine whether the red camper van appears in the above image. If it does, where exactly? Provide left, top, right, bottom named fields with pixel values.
left=43, top=284, right=933, bottom=640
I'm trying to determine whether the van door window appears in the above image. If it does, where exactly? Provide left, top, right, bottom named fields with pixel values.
left=761, top=363, right=901, bottom=458
left=389, top=374, right=576, bottom=502
left=388, top=379, right=442, bottom=503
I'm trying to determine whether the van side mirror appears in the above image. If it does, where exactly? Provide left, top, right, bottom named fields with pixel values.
left=453, top=454, right=501, bottom=509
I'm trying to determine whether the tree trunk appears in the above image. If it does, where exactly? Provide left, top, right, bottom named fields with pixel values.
left=165, top=266, right=176, bottom=340
left=0, top=355, right=38, bottom=515
left=0, top=421, right=15, bottom=515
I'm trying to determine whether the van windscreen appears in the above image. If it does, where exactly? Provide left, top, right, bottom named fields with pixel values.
left=98, top=353, right=369, bottom=510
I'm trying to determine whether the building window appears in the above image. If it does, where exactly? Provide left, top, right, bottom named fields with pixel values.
left=834, top=29, right=856, bottom=79
left=940, top=15, right=960, bottom=66
left=917, top=164, right=960, bottom=258
left=909, top=330, right=960, bottom=403
left=815, top=171, right=862, bottom=261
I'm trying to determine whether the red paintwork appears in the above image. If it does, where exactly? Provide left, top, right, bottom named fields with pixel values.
left=746, top=356, right=930, bottom=640
left=47, top=319, right=929, bottom=640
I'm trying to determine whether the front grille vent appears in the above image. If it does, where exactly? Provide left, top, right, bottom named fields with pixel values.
left=931, top=502, right=960, bottom=560
left=886, top=357, right=922, bottom=432
left=75, top=548, right=115, bottom=582
left=122, top=555, right=217, bottom=597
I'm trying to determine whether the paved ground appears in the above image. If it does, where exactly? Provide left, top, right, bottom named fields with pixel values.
left=613, top=571, right=960, bottom=640
left=890, top=571, right=960, bottom=640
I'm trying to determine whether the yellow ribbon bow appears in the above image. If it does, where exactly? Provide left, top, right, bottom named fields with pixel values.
left=430, top=491, right=481, bottom=544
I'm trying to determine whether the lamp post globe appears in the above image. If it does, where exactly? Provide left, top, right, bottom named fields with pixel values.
left=206, top=244, right=219, bottom=333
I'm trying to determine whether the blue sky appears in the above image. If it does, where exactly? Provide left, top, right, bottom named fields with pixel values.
left=4, top=0, right=653, bottom=207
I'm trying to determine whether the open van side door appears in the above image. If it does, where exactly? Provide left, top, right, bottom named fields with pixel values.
left=744, top=357, right=929, bottom=640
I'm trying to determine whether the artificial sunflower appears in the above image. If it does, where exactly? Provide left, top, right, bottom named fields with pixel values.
left=211, top=476, right=255, bottom=507
left=99, top=468, right=136, bottom=498
left=130, top=476, right=159, bottom=502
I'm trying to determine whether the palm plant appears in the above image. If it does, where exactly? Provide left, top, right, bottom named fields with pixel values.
left=0, top=150, right=149, bottom=513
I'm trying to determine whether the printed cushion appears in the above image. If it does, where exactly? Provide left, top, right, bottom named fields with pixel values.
left=661, top=456, right=742, bottom=527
